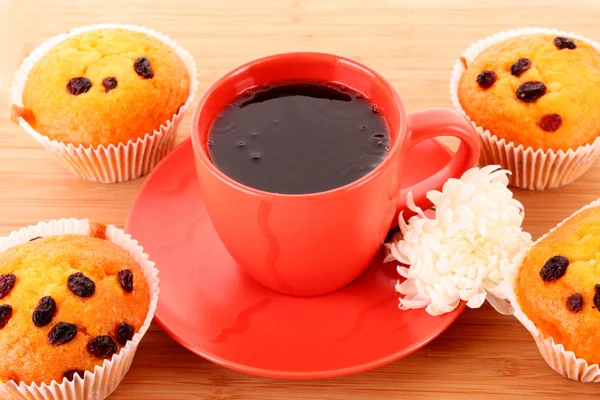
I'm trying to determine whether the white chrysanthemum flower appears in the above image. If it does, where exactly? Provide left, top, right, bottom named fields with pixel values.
left=384, top=165, right=532, bottom=316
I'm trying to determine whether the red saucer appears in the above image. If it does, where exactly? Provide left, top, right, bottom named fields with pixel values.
left=125, top=138, right=465, bottom=379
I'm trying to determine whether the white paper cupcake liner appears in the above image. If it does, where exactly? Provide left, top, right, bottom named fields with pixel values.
left=504, top=198, right=600, bottom=382
left=0, top=219, right=160, bottom=399
left=450, top=27, right=600, bottom=190
left=9, top=24, right=199, bottom=183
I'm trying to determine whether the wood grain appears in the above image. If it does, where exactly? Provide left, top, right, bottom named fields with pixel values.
left=2, top=0, right=600, bottom=398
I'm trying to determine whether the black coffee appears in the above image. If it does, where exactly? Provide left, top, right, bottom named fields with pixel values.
left=207, top=82, right=390, bottom=194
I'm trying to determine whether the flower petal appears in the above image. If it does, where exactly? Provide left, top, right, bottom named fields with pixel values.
left=383, top=166, right=532, bottom=317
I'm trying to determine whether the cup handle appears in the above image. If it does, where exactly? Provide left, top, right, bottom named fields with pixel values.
left=395, top=108, right=481, bottom=221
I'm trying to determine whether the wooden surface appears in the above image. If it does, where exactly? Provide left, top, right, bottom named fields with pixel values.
left=2, top=0, right=600, bottom=398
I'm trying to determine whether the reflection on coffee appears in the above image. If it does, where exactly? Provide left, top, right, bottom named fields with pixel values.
left=207, top=82, right=391, bottom=194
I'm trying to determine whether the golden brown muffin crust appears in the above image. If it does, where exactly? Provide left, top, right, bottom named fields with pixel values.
left=19, top=29, right=190, bottom=147
left=516, top=206, right=600, bottom=364
left=0, top=234, right=150, bottom=385
left=458, top=34, right=600, bottom=151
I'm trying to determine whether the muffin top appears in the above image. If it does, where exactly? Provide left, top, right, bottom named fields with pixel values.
left=14, top=28, right=190, bottom=147
left=515, top=206, right=600, bottom=364
left=458, top=34, right=600, bottom=151
left=0, top=228, right=150, bottom=385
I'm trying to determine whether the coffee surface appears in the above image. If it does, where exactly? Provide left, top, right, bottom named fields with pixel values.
left=207, top=82, right=390, bottom=194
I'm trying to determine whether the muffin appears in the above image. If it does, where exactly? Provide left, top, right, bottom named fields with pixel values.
left=0, top=219, right=159, bottom=400
left=508, top=199, right=600, bottom=381
left=10, top=24, right=198, bottom=183
left=15, top=29, right=189, bottom=147
left=451, top=28, right=600, bottom=190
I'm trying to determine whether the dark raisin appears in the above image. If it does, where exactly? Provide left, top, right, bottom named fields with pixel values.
left=594, top=285, right=600, bottom=310
left=29, top=237, right=42, bottom=242
left=539, top=113, right=563, bottom=132
left=87, top=336, right=118, bottom=359
left=67, top=272, right=96, bottom=298
left=476, top=70, right=497, bottom=88
left=66, top=77, right=92, bottom=95
left=566, top=293, right=583, bottom=313
left=48, top=322, right=78, bottom=346
left=102, top=77, right=118, bottom=93
left=510, top=58, right=532, bottom=77
left=117, top=322, right=135, bottom=345
left=554, top=37, right=577, bottom=50
left=117, top=269, right=134, bottom=292
left=32, top=296, right=57, bottom=327
left=0, top=274, right=16, bottom=299
left=517, top=81, right=547, bottom=103
left=133, top=57, right=154, bottom=79
left=0, top=305, right=13, bottom=329
left=540, top=255, right=569, bottom=282
left=63, top=369, right=85, bottom=381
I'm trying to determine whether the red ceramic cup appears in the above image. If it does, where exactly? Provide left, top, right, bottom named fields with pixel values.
left=192, top=52, right=480, bottom=297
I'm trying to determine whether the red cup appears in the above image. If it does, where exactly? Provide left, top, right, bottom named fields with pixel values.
left=192, top=52, right=480, bottom=297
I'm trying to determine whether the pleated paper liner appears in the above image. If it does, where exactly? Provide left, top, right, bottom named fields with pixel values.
left=450, top=27, right=600, bottom=190
left=0, top=219, right=160, bottom=399
left=9, top=24, right=199, bottom=183
left=504, top=198, right=600, bottom=382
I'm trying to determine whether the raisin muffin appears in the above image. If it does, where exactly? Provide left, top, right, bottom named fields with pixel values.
left=13, top=28, right=190, bottom=147
left=9, top=25, right=197, bottom=183
left=514, top=205, right=600, bottom=365
left=452, top=30, right=600, bottom=190
left=0, top=229, right=150, bottom=385
left=458, top=33, right=600, bottom=151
